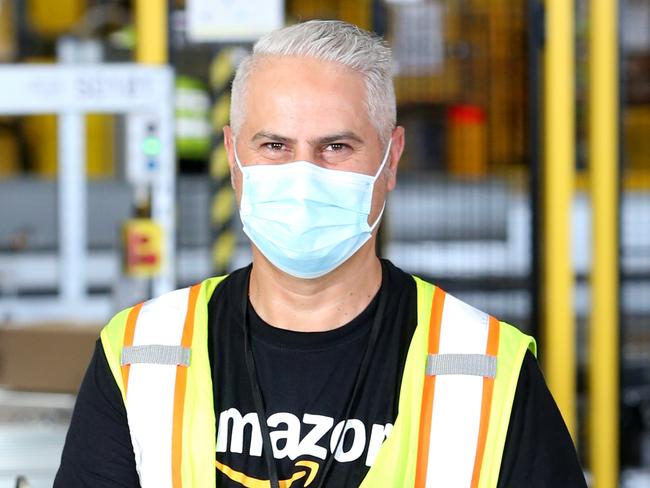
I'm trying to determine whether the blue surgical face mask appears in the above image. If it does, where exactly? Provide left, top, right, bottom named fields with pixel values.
left=234, top=141, right=392, bottom=279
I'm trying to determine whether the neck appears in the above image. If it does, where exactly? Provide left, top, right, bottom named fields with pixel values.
left=248, top=242, right=382, bottom=332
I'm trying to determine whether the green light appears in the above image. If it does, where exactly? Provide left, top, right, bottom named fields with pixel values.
left=142, top=136, right=161, bottom=156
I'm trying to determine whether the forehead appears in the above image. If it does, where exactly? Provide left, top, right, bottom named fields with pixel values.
left=241, top=55, right=375, bottom=140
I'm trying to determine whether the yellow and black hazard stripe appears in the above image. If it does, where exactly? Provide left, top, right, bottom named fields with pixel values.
left=209, top=48, right=239, bottom=274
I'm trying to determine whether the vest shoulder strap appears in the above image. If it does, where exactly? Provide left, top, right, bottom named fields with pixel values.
left=414, top=285, right=499, bottom=487
left=478, top=322, right=535, bottom=487
left=100, top=275, right=227, bottom=488
left=361, top=277, right=534, bottom=488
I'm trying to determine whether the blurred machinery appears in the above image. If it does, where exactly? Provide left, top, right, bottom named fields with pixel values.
left=0, top=62, right=175, bottom=322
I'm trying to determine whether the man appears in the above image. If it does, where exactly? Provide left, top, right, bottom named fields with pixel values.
left=56, top=20, right=586, bottom=487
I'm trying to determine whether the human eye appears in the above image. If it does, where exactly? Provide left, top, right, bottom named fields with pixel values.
left=259, top=141, right=290, bottom=161
left=324, top=143, right=349, bottom=152
left=322, top=142, right=353, bottom=163
left=263, top=142, right=285, bottom=152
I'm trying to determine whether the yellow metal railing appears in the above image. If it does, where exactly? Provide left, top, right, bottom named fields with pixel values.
left=135, top=0, right=167, bottom=65
left=588, top=0, right=620, bottom=486
left=543, top=0, right=576, bottom=439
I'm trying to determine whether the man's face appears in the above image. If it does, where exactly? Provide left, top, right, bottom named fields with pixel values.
left=225, top=55, right=403, bottom=221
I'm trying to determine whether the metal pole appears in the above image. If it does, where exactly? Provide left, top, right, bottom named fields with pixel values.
left=209, top=48, right=238, bottom=275
left=134, top=0, right=175, bottom=295
left=588, top=0, right=620, bottom=485
left=135, top=0, right=167, bottom=64
left=58, top=112, right=86, bottom=305
left=543, top=0, right=576, bottom=439
left=152, top=99, right=176, bottom=297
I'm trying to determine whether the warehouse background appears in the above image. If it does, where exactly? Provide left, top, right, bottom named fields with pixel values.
left=0, top=0, right=647, bottom=487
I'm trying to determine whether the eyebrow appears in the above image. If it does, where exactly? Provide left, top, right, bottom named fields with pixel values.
left=251, top=131, right=296, bottom=144
left=311, top=132, right=364, bottom=146
left=250, top=130, right=364, bottom=146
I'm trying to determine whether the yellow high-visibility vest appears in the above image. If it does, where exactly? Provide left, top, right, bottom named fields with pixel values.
left=100, top=275, right=535, bottom=487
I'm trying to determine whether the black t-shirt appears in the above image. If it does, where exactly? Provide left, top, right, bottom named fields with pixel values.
left=55, top=260, right=587, bottom=487
left=210, top=261, right=416, bottom=486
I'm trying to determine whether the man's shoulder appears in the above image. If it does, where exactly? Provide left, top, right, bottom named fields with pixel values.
left=380, top=258, right=419, bottom=289
left=110, top=266, right=251, bottom=320
left=400, top=268, right=535, bottom=352
left=107, top=285, right=197, bottom=326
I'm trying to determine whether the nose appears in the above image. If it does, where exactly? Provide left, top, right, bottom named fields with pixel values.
left=291, top=143, right=317, bottom=164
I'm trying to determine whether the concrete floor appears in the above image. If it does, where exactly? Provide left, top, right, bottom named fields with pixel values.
left=0, top=424, right=68, bottom=488
left=0, top=390, right=73, bottom=488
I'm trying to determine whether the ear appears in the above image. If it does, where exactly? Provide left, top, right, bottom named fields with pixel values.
left=386, top=126, right=405, bottom=192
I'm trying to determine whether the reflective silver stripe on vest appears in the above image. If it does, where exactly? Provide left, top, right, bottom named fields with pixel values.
left=121, top=345, right=191, bottom=367
left=426, top=353, right=496, bottom=378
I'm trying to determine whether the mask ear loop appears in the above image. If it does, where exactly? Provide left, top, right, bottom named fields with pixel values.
left=369, top=202, right=386, bottom=231
left=232, top=141, right=250, bottom=195
left=367, top=139, right=392, bottom=229
left=233, top=141, right=245, bottom=172
left=372, top=139, right=393, bottom=180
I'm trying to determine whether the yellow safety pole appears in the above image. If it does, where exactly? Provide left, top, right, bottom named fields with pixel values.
left=588, top=0, right=619, bottom=486
left=209, top=49, right=238, bottom=274
left=135, top=0, right=167, bottom=64
left=543, top=0, right=576, bottom=439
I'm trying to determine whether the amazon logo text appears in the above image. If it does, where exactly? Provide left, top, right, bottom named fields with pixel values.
left=216, top=409, right=393, bottom=467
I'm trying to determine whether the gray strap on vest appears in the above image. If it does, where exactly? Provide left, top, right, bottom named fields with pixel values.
left=426, top=353, right=496, bottom=378
left=121, top=345, right=191, bottom=367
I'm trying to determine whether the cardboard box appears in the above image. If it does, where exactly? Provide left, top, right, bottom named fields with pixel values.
left=0, top=323, right=102, bottom=393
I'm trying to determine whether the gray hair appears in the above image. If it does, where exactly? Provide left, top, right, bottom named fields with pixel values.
left=230, top=20, right=396, bottom=143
